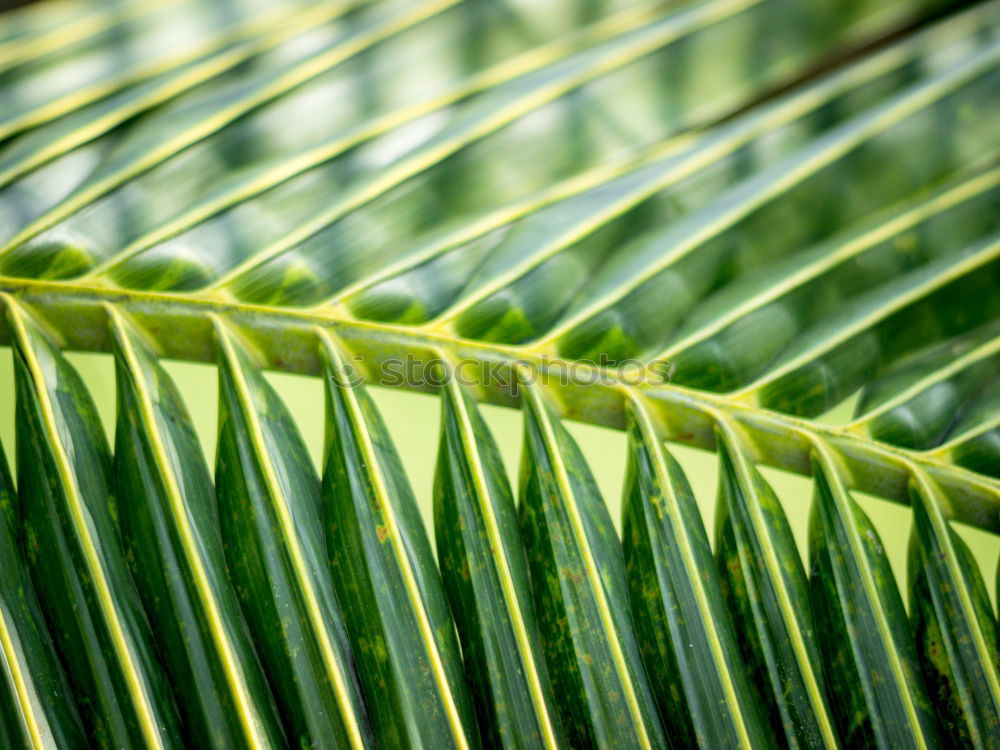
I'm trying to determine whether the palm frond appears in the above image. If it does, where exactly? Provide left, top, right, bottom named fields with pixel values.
left=0, top=0, right=998, bottom=747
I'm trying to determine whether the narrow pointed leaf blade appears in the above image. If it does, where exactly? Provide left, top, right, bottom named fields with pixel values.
left=907, top=470, right=1000, bottom=748
left=3, top=295, right=183, bottom=749
left=320, top=332, right=479, bottom=749
left=851, top=320, right=1000, bottom=449
left=108, top=308, right=286, bottom=748
left=939, top=378, right=1000, bottom=478
left=0, top=435, right=87, bottom=750
left=517, top=381, right=667, bottom=749
left=434, top=375, right=564, bottom=749
left=213, top=320, right=373, bottom=749
left=622, top=395, right=773, bottom=749
left=808, top=440, right=940, bottom=748
left=713, top=417, right=837, bottom=748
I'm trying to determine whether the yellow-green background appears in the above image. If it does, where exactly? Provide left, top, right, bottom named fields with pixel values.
left=1, top=348, right=997, bottom=612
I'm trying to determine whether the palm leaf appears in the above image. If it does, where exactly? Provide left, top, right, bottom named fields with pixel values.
left=214, top=320, right=373, bottom=747
left=321, top=333, right=479, bottom=748
left=435, top=367, right=564, bottom=748
left=808, top=438, right=940, bottom=747
left=621, top=392, right=770, bottom=748
left=109, top=306, right=286, bottom=747
left=713, top=414, right=837, bottom=748
left=518, top=377, right=666, bottom=748
left=907, top=468, right=1000, bottom=747
left=4, top=295, right=183, bottom=748
left=0, top=436, right=87, bottom=749
left=0, top=0, right=998, bottom=746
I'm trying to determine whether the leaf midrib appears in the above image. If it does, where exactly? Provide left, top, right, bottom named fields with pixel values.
left=1, top=275, right=997, bottom=530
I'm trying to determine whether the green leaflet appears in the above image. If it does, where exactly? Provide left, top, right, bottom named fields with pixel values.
left=0, top=0, right=996, bottom=532
left=661, top=162, right=1000, bottom=393
left=213, top=321, right=373, bottom=748
left=0, top=2, right=999, bottom=747
left=80, top=0, right=660, bottom=294
left=0, top=0, right=452, bottom=260
left=244, top=0, right=967, bottom=317
left=2, top=0, right=946, bottom=303
left=808, top=440, right=940, bottom=748
left=935, top=378, right=1000, bottom=478
left=2, top=295, right=183, bottom=749
left=712, top=416, right=836, bottom=748
left=429, top=0, right=950, bottom=343
left=0, top=3, right=347, bottom=192
left=747, top=229, right=1000, bottom=417
left=320, top=332, right=479, bottom=749
left=851, top=321, right=1000, bottom=450
left=621, top=394, right=771, bottom=749
left=108, top=308, right=286, bottom=749
left=517, top=380, right=666, bottom=749
left=0, top=138, right=117, bottom=255
left=0, top=0, right=151, bottom=69
left=168, top=4, right=745, bottom=301
left=337, top=0, right=1000, bottom=332
left=434, top=374, right=564, bottom=748
left=0, top=435, right=87, bottom=750
left=347, top=235, right=504, bottom=325
left=0, top=0, right=332, bottom=140
left=546, top=33, right=1000, bottom=363
left=854, top=322, right=1000, bottom=417
left=908, top=470, right=1000, bottom=748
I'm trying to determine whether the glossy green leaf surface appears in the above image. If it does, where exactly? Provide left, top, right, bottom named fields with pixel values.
left=664, top=162, right=1000, bottom=394
left=4, top=295, right=183, bottom=749
left=548, top=34, right=1000, bottom=366
left=321, top=333, right=479, bottom=749
left=908, top=470, right=1000, bottom=748
left=852, top=321, right=1000, bottom=450
left=936, top=378, right=1000, bottom=478
left=344, top=0, right=1000, bottom=336
left=621, top=393, right=771, bottom=749
left=748, top=229, right=1000, bottom=418
left=214, top=322, right=373, bottom=748
left=0, top=0, right=329, bottom=141
left=434, top=374, right=564, bottom=749
left=0, top=0, right=999, bottom=744
left=109, top=307, right=286, bottom=749
left=518, top=380, right=666, bottom=749
left=713, top=416, right=837, bottom=748
left=0, top=0, right=951, bottom=295
left=0, top=0, right=996, bottom=523
left=808, top=441, right=939, bottom=748
left=0, top=436, right=86, bottom=750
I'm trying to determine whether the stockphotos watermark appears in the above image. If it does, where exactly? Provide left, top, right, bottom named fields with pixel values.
left=330, top=353, right=672, bottom=393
